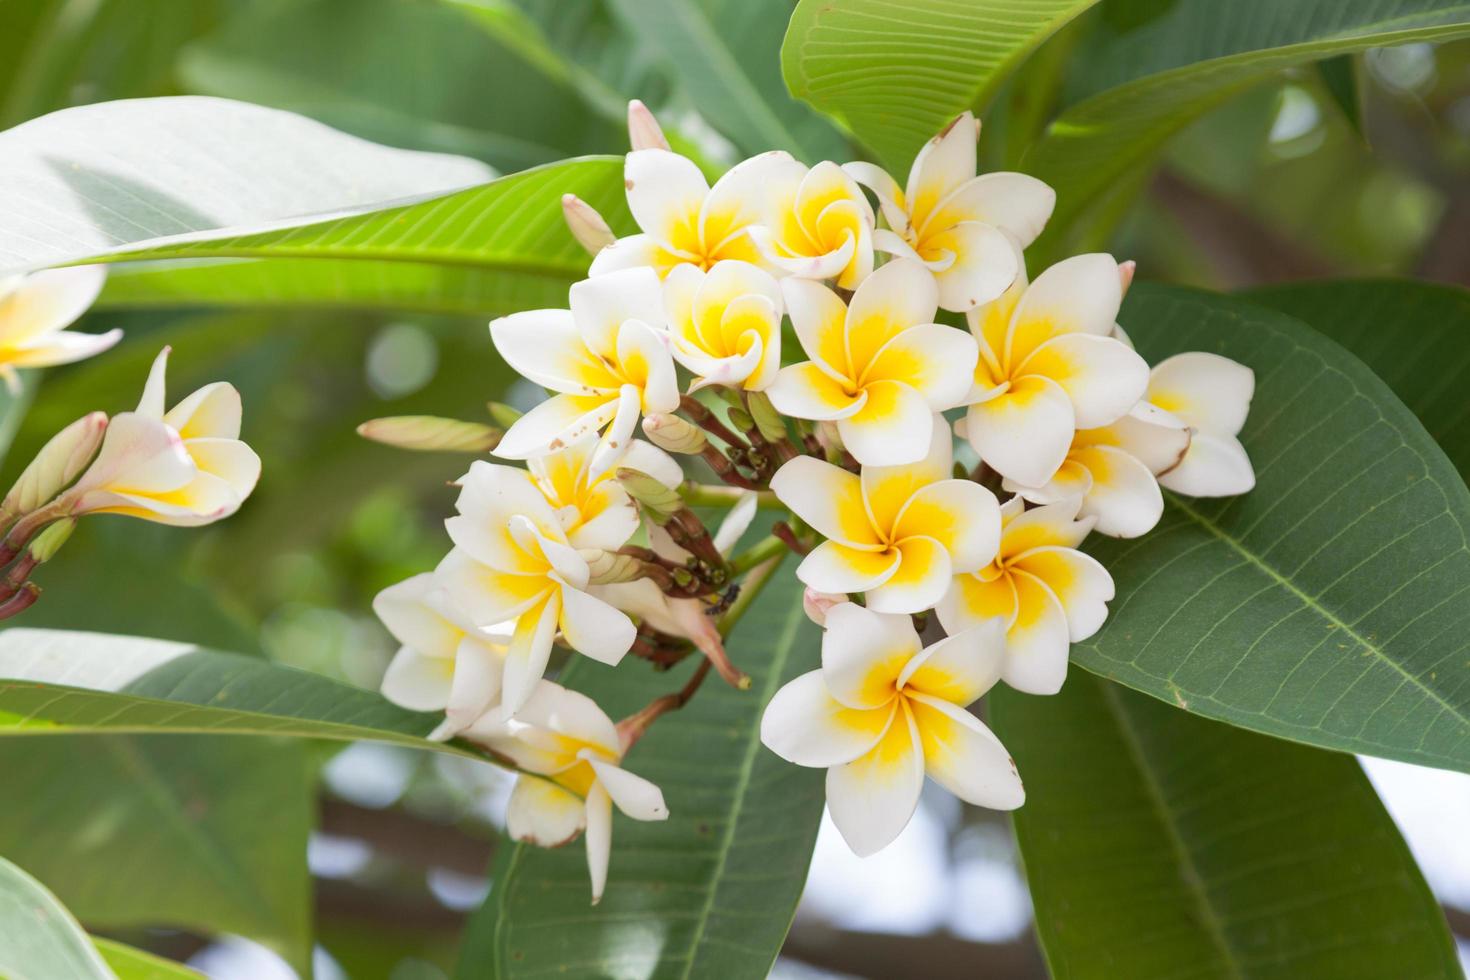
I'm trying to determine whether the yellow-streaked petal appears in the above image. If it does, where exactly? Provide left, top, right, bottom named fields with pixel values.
left=1009, top=545, right=1114, bottom=642
left=1003, top=570, right=1071, bottom=695
left=924, top=172, right=1055, bottom=249
left=1070, top=444, right=1164, bottom=539
left=1017, top=333, right=1149, bottom=429
left=797, top=540, right=901, bottom=594
left=998, top=496, right=1090, bottom=558
left=892, top=479, right=1000, bottom=574
left=862, top=323, right=978, bottom=410
left=491, top=309, right=621, bottom=393
left=937, top=570, right=1019, bottom=635
left=963, top=373, right=1074, bottom=488
left=760, top=669, right=895, bottom=767
left=771, top=456, right=882, bottom=549
left=506, top=775, right=586, bottom=848
left=1004, top=253, right=1122, bottom=368
left=843, top=258, right=937, bottom=374
left=864, top=534, right=952, bottom=614
left=781, top=277, right=852, bottom=379
left=898, top=617, right=1005, bottom=706
left=821, top=602, right=921, bottom=710
left=825, top=699, right=924, bottom=856
left=624, top=148, right=709, bottom=256
left=767, top=361, right=866, bottom=422
left=859, top=413, right=953, bottom=534
left=908, top=692, right=1023, bottom=809
left=499, top=591, right=563, bottom=715
left=923, top=220, right=1019, bottom=313
left=1148, top=351, right=1255, bottom=436
left=904, top=111, right=978, bottom=233
left=837, top=379, right=935, bottom=467
left=435, top=547, right=554, bottom=629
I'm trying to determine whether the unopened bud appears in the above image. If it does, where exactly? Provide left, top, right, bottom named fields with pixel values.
left=27, top=518, right=75, bottom=563
left=357, top=415, right=501, bottom=453
left=581, top=548, right=644, bottom=585
left=486, top=402, right=523, bottom=428
left=744, top=391, right=787, bottom=443
left=802, top=588, right=847, bottom=627
left=727, top=407, right=755, bottom=433
left=562, top=193, right=616, bottom=255
left=617, top=468, right=684, bottom=524
left=641, top=414, right=707, bottom=455
left=2, top=412, right=107, bottom=519
left=627, top=99, right=670, bottom=151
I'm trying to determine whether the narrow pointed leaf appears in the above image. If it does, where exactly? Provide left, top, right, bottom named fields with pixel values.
left=991, top=674, right=1458, bottom=978
left=0, top=856, right=114, bottom=980
left=1080, top=284, right=1470, bottom=773
left=94, top=939, right=205, bottom=979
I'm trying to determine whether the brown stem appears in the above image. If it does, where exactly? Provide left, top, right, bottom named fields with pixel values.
left=699, top=444, right=761, bottom=490
left=772, top=521, right=810, bottom=556
left=667, top=509, right=726, bottom=566
left=0, top=583, right=40, bottom=620
left=617, top=659, right=713, bottom=752
left=679, top=395, right=748, bottom=448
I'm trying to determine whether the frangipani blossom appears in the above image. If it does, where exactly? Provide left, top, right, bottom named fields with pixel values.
left=766, top=259, right=978, bottom=465
left=1001, top=402, right=1190, bottom=538
left=938, top=495, right=1113, bottom=695
left=466, top=680, right=668, bottom=903
left=847, top=112, right=1048, bottom=312
left=374, top=573, right=513, bottom=741
left=663, top=260, right=783, bottom=391
left=751, top=161, right=875, bottom=288
left=0, top=266, right=120, bottom=394
left=436, top=461, right=636, bottom=715
left=1148, top=352, right=1256, bottom=497
left=591, top=148, right=805, bottom=278
left=963, top=254, right=1150, bottom=488
left=491, top=267, right=679, bottom=477
left=528, top=430, right=682, bottom=552
left=772, top=417, right=1000, bottom=614
left=761, top=602, right=1022, bottom=855
left=69, top=347, right=260, bottom=527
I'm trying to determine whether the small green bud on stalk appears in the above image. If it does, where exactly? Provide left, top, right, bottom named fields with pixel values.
left=356, top=415, right=501, bottom=453
left=581, top=548, right=645, bottom=585
left=641, top=413, right=707, bottom=455
left=744, top=391, right=788, bottom=444
left=26, top=518, right=75, bottom=564
left=616, top=468, right=684, bottom=524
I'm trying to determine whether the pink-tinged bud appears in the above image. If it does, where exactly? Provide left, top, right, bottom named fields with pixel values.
left=357, top=415, right=500, bottom=453
left=561, top=193, right=616, bottom=255
left=802, top=589, right=847, bottom=626
left=627, top=99, right=670, bottom=152
left=1119, top=260, right=1137, bottom=297
left=2, top=411, right=108, bottom=520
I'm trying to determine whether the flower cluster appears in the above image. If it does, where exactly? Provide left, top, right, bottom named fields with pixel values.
left=0, top=267, right=260, bottom=615
left=370, top=101, right=1258, bottom=898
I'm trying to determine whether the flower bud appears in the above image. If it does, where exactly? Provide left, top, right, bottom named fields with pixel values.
left=727, top=407, right=755, bottom=433
left=744, top=391, right=788, bottom=443
left=641, top=413, right=707, bottom=455
left=1119, top=259, right=1137, bottom=297
left=616, top=468, right=684, bottom=524
left=581, top=548, right=644, bottom=585
left=486, top=401, right=523, bottom=429
left=561, top=194, right=616, bottom=255
left=26, top=518, right=75, bottom=563
left=357, top=415, right=501, bottom=453
left=2, top=412, right=107, bottom=520
left=627, top=99, right=670, bottom=152
left=802, top=588, right=847, bottom=627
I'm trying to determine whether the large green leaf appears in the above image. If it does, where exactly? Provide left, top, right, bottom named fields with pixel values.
left=1245, top=279, right=1470, bottom=481
left=990, top=674, right=1458, bottom=979
left=0, top=627, right=479, bottom=757
left=608, top=0, right=846, bottom=162
left=87, top=157, right=625, bottom=314
left=0, top=95, right=490, bottom=275
left=0, top=736, right=313, bottom=974
left=459, top=559, right=825, bottom=979
left=1079, top=284, right=1470, bottom=772
left=780, top=0, right=1101, bottom=172
left=1029, top=1, right=1470, bottom=246
left=179, top=0, right=621, bottom=171
left=94, top=940, right=204, bottom=980
left=0, top=856, right=114, bottom=980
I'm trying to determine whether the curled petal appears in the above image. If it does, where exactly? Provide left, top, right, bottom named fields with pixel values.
left=825, top=701, right=924, bottom=857
left=1009, top=546, right=1114, bottom=642
left=821, top=602, right=921, bottom=710
left=760, top=669, right=893, bottom=767
left=797, top=540, right=900, bottom=595
left=1149, top=351, right=1255, bottom=436
left=898, top=617, right=1006, bottom=706
left=767, top=362, right=866, bottom=422
left=892, top=479, right=1001, bottom=574
left=1018, top=333, right=1149, bottom=429
left=863, top=323, right=979, bottom=411
left=1003, top=571, right=1072, bottom=695
left=1071, top=444, right=1164, bottom=539
left=837, top=379, right=935, bottom=467
left=506, top=776, right=586, bottom=848
left=863, top=535, right=952, bottom=614
left=908, top=693, right=1023, bottom=809
left=1159, top=431, right=1255, bottom=497
left=926, top=220, right=1020, bottom=313
left=771, top=456, right=882, bottom=549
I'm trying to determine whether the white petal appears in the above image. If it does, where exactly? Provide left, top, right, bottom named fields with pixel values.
left=4, top=327, right=122, bottom=368
left=589, top=384, right=643, bottom=480
left=907, top=693, right=1023, bottom=809
left=906, top=112, right=978, bottom=226
left=863, top=323, right=979, bottom=411
left=964, top=375, right=1075, bottom=488
left=587, top=758, right=669, bottom=821
left=585, top=782, right=613, bottom=904
left=616, top=318, right=680, bottom=413
left=702, top=152, right=806, bottom=255
left=71, top=411, right=192, bottom=497
left=434, top=548, right=554, bottom=628
left=380, top=646, right=452, bottom=712
left=863, top=535, right=953, bottom=614
left=1003, top=571, right=1072, bottom=695
left=1018, top=333, right=1149, bottom=429
left=837, top=380, right=936, bottom=467
left=0, top=264, right=106, bottom=344
left=491, top=309, right=616, bottom=394
left=821, top=602, right=921, bottom=710
left=1072, top=444, right=1164, bottom=538
left=136, top=347, right=171, bottom=418
left=926, top=220, right=1020, bottom=312
left=558, top=584, right=635, bottom=666
left=766, top=362, right=866, bottom=421
left=771, top=456, right=882, bottom=549
left=494, top=394, right=617, bottom=461
left=797, top=540, right=901, bottom=594
left=571, top=266, right=667, bottom=359
left=780, top=276, right=851, bottom=378
left=1008, top=546, right=1114, bottom=643
left=892, top=479, right=1001, bottom=574
left=897, top=618, right=1006, bottom=706
left=588, top=233, right=683, bottom=277
left=843, top=161, right=909, bottom=233
left=513, top=679, right=621, bottom=754
left=506, top=776, right=585, bottom=848
left=1006, top=253, right=1122, bottom=366
left=844, top=258, right=938, bottom=371
left=1159, top=431, right=1256, bottom=497
left=825, top=701, right=925, bottom=857
left=440, top=636, right=505, bottom=737
left=760, top=669, right=896, bottom=767
left=500, top=593, right=562, bottom=715
left=624, top=149, right=709, bottom=253
left=928, top=172, right=1055, bottom=248
left=1149, top=351, right=1255, bottom=436
left=373, top=573, right=460, bottom=659
left=620, top=440, right=684, bottom=489
left=712, top=490, right=758, bottom=555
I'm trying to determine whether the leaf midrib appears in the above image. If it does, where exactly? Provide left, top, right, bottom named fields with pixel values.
left=1163, top=491, right=1469, bottom=728
left=1098, top=681, right=1245, bottom=980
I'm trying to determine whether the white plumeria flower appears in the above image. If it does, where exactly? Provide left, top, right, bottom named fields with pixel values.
left=663, top=260, right=783, bottom=391
left=765, top=258, right=978, bottom=466
left=760, top=602, right=1022, bottom=856
left=591, top=148, right=805, bottom=278
left=491, top=267, right=679, bottom=477
left=750, top=160, right=875, bottom=289
left=528, top=430, right=682, bottom=552
left=937, top=495, right=1113, bottom=695
left=435, top=461, right=636, bottom=715
left=963, top=254, right=1150, bottom=488
left=1148, top=352, right=1256, bottom=497
left=374, top=573, right=513, bottom=741
left=0, top=266, right=119, bottom=394
left=998, top=402, right=1190, bottom=538
left=771, top=416, right=1000, bottom=614
left=68, top=347, right=260, bottom=526
left=846, top=112, right=1050, bottom=312
left=465, top=680, right=668, bottom=904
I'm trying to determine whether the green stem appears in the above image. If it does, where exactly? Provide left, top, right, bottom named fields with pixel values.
left=729, top=534, right=787, bottom=576
left=718, top=553, right=784, bottom=635
left=679, top=483, right=780, bottom=509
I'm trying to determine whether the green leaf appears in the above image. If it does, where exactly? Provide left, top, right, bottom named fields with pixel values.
left=1079, top=284, right=1470, bottom=772
left=1317, top=54, right=1367, bottom=138
left=179, top=0, right=622, bottom=171
left=94, top=939, right=204, bottom=980
left=0, top=627, right=479, bottom=757
left=88, top=157, right=626, bottom=314
left=460, top=559, right=825, bottom=980
left=990, top=674, right=1459, bottom=979
left=1029, top=0, right=1470, bottom=248
left=1244, top=279, right=1470, bottom=480
left=780, top=0, right=1101, bottom=172
left=0, top=736, right=313, bottom=974
left=0, top=95, right=491, bottom=276
left=0, top=856, right=114, bottom=980
left=608, top=0, right=847, bottom=162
